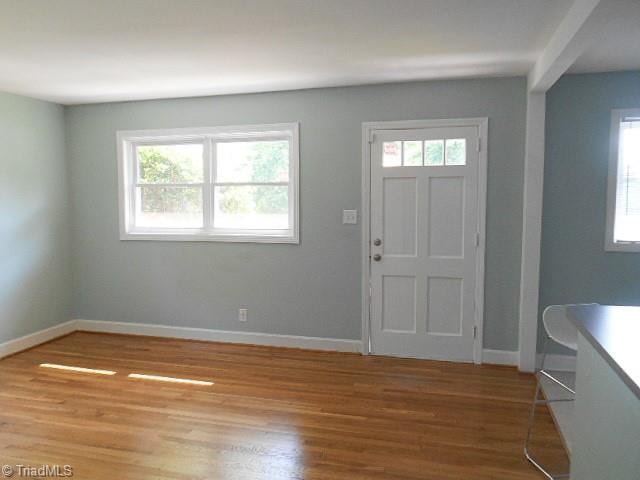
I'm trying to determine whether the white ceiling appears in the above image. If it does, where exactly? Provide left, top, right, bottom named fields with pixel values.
left=569, top=0, right=640, bottom=74
left=0, top=0, right=573, bottom=104
left=0, top=0, right=635, bottom=105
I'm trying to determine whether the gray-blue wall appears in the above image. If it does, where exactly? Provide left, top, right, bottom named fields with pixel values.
left=66, top=78, right=527, bottom=350
left=5, top=72, right=636, bottom=354
left=0, top=92, right=71, bottom=343
left=540, top=71, right=640, bottom=351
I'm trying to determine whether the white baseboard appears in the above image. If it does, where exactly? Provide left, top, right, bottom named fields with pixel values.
left=7, top=321, right=569, bottom=367
left=480, top=349, right=576, bottom=371
left=482, top=349, right=519, bottom=366
left=537, top=353, right=576, bottom=372
left=0, top=320, right=77, bottom=360
left=74, top=319, right=363, bottom=353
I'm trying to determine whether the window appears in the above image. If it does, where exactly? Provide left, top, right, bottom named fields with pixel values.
left=606, top=109, right=640, bottom=252
left=117, top=123, right=299, bottom=243
left=382, top=138, right=466, bottom=167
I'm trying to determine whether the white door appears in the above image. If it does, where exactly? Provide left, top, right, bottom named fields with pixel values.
left=369, top=124, right=483, bottom=362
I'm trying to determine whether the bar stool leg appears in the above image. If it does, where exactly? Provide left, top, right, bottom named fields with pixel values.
left=524, top=336, right=571, bottom=479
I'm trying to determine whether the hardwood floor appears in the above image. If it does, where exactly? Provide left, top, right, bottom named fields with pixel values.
left=0, top=332, right=568, bottom=479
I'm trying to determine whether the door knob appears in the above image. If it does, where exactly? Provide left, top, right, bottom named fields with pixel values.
left=373, top=254, right=382, bottom=261
left=373, top=238, right=382, bottom=246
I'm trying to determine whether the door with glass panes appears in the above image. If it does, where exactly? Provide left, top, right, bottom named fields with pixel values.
left=369, top=124, right=483, bottom=361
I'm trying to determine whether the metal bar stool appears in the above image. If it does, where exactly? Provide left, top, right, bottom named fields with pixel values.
left=524, top=303, right=597, bottom=479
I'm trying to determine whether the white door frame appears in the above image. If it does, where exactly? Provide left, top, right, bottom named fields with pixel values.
left=361, top=118, right=488, bottom=363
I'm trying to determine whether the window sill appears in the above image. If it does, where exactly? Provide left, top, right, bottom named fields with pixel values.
left=605, top=241, right=640, bottom=253
left=120, top=230, right=299, bottom=244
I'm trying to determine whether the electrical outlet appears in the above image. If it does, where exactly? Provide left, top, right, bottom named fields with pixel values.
left=238, top=308, right=248, bottom=322
left=343, top=209, right=358, bottom=224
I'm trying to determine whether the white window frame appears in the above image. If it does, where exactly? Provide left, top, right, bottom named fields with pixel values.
left=605, top=109, right=640, bottom=252
left=117, top=123, right=299, bottom=243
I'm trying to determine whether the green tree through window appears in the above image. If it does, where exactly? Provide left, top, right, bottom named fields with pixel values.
left=219, top=140, right=289, bottom=216
left=138, top=145, right=202, bottom=215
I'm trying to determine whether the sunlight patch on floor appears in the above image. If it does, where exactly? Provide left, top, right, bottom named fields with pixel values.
left=127, top=373, right=214, bottom=386
left=39, top=363, right=116, bottom=375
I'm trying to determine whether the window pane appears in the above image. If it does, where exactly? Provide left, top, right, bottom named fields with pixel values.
left=217, top=140, right=289, bottom=183
left=403, top=141, right=423, bottom=166
left=445, top=139, right=466, bottom=165
left=137, top=144, right=203, bottom=184
left=614, top=120, right=640, bottom=242
left=214, top=185, right=289, bottom=230
left=136, top=186, right=203, bottom=228
left=425, top=140, right=444, bottom=166
left=383, top=141, right=401, bottom=167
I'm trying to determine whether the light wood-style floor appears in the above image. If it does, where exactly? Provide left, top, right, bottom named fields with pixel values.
left=0, top=332, right=568, bottom=479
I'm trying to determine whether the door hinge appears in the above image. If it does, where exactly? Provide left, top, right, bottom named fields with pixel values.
left=473, top=326, right=478, bottom=339
left=476, top=137, right=481, bottom=152
left=475, top=232, right=480, bottom=247
left=369, top=133, right=376, bottom=144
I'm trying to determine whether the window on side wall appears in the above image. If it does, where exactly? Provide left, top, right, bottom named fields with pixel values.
left=117, top=123, right=299, bottom=243
left=606, top=109, right=640, bottom=252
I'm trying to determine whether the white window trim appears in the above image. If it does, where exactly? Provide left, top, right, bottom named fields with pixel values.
left=117, top=123, right=300, bottom=244
left=605, top=109, right=640, bottom=252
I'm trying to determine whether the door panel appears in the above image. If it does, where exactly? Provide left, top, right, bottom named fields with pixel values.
left=382, top=275, right=417, bottom=333
left=383, top=178, right=417, bottom=256
left=369, top=125, right=481, bottom=362
left=426, top=277, right=463, bottom=335
left=428, top=176, right=465, bottom=258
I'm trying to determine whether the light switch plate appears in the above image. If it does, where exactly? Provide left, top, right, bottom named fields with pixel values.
left=343, top=209, right=358, bottom=224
